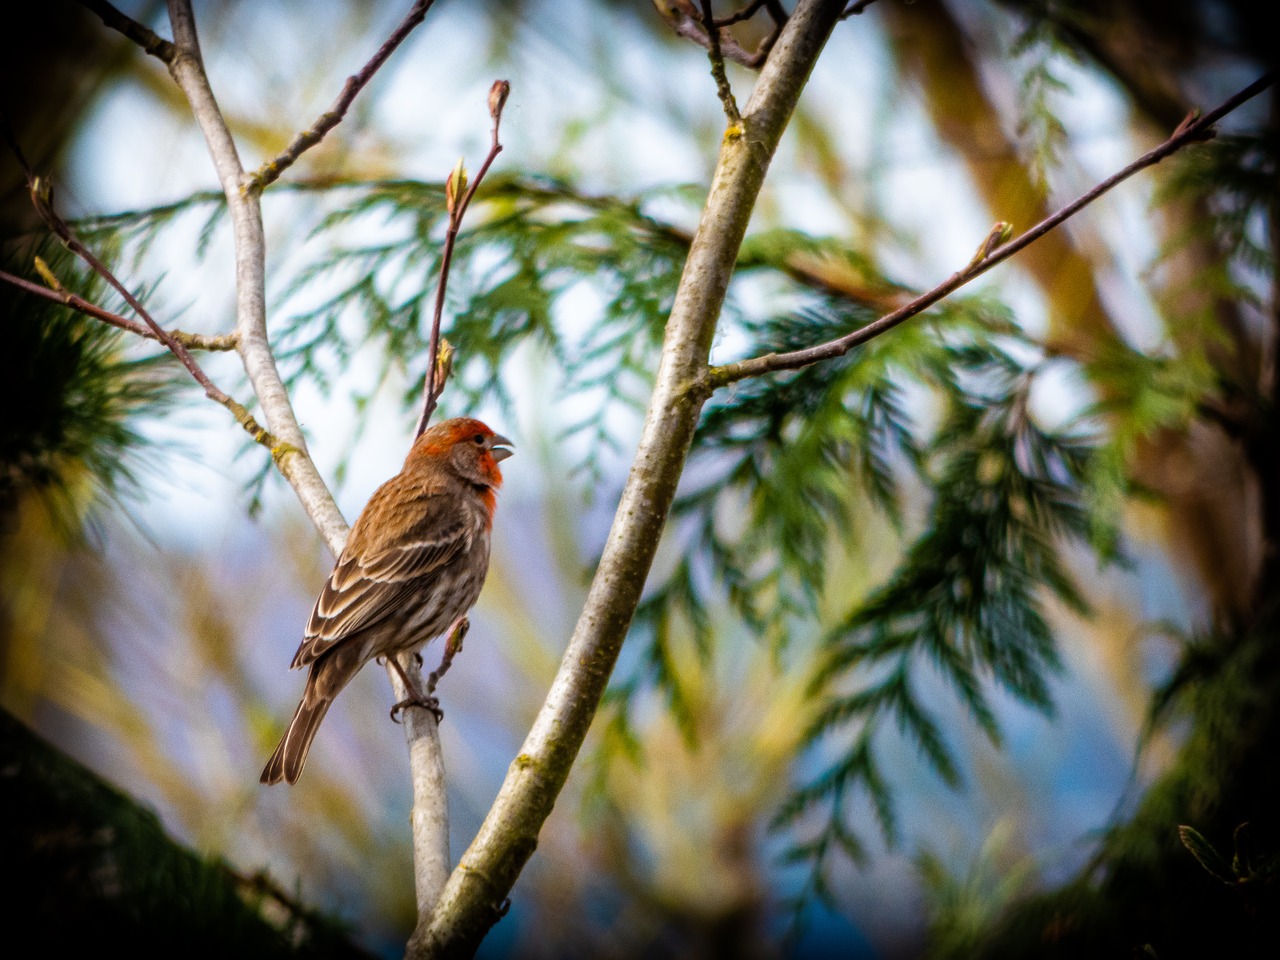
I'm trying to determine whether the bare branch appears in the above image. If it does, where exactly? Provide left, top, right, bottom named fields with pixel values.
left=161, top=0, right=457, bottom=915
left=249, top=0, right=436, bottom=192
left=700, top=1, right=743, bottom=125
left=840, top=0, right=880, bottom=17
left=410, top=3, right=849, bottom=953
left=414, top=80, right=510, bottom=438
left=709, top=69, right=1278, bottom=388
left=2, top=250, right=281, bottom=455
left=388, top=655, right=451, bottom=919
left=654, top=0, right=770, bottom=69
left=25, top=185, right=234, bottom=398
left=77, top=0, right=176, bottom=63
left=0, top=264, right=236, bottom=351
left=165, top=0, right=348, bottom=552
left=763, top=0, right=789, bottom=25
left=714, top=0, right=769, bottom=27
left=709, top=0, right=788, bottom=37
left=2, top=117, right=282, bottom=457
left=2, top=264, right=150, bottom=336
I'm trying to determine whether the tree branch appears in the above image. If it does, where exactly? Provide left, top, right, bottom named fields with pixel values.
left=248, top=0, right=436, bottom=192
left=1, top=115, right=282, bottom=456
left=24, top=184, right=236, bottom=398
left=414, top=80, right=509, bottom=438
left=654, top=0, right=772, bottom=69
left=714, top=0, right=769, bottom=27
left=161, top=0, right=457, bottom=918
left=77, top=0, right=176, bottom=63
left=0, top=265, right=236, bottom=350
left=709, top=70, right=1278, bottom=388
left=159, top=1, right=461, bottom=916
left=164, top=0, right=348, bottom=550
left=840, top=0, right=879, bottom=17
left=157, top=0, right=455, bottom=918
left=700, top=0, right=743, bottom=125
left=408, top=2, right=849, bottom=954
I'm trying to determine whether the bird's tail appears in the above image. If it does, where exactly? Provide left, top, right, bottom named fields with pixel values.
left=260, top=691, right=333, bottom=785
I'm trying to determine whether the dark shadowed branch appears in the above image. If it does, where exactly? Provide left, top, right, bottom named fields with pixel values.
left=77, top=0, right=176, bottom=63
left=840, top=0, right=879, bottom=17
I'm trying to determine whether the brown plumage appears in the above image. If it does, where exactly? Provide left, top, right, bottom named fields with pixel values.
left=261, top=417, right=512, bottom=785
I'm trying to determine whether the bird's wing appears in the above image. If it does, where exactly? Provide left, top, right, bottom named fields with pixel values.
left=291, top=492, right=473, bottom=667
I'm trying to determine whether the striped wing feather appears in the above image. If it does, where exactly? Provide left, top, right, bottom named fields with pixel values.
left=291, top=491, right=473, bottom=668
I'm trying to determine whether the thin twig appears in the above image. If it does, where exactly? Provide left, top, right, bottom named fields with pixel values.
left=708, top=69, right=1278, bottom=388
left=700, top=0, right=743, bottom=125
left=714, top=0, right=768, bottom=26
left=0, top=265, right=236, bottom=350
left=3, top=115, right=280, bottom=452
left=249, top=0, right=435, bottom=192
left=753, top=4, right=788, bottom=63
left=764, top=0, right=789, bottom=24
left=26, top=183, right=237, bottom=400
left=413, top=80, right=510, bottom=438
left=840, top=0, right=880, bottom=17
left=655, top=0, right=770, bottom=69
left=77, top=0, right=176, bottom=63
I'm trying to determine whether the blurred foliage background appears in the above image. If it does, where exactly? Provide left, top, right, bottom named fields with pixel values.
left=1, top=0, right=1276, bottom=957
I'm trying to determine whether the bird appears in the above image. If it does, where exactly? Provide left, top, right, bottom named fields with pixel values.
left=260, top=417, right=513, bottom=785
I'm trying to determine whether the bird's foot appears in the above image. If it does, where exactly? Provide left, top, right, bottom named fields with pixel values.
left=390, top=694, right=443, bottom=724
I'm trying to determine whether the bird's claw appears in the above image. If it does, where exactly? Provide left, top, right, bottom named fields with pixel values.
left=390, top=694, right=443, bottom=724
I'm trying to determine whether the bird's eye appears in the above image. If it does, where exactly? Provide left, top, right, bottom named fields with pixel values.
left=473, top=433, right=486, bottom=444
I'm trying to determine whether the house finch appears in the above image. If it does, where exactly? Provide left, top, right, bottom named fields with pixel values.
left=260, top=417, right=513, bottom=785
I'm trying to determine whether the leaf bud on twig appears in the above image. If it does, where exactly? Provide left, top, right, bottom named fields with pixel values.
left=488, top=80, right=510, bottom=121
left=435, top=337, right=454, bottom=391
left=32, top=256, right=66, bottom=293
left=967, top=221, right=1013, bottom=270
left=445, top=157, right=468, bottom=216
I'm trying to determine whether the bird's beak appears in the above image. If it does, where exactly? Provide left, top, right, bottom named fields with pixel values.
left=489, top=434, right=514, bottom=462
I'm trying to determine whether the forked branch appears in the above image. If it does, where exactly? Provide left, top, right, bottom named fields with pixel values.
left=165, top=0, right=348, bottom=549
left=708, top=70, right=1278, bottom=388
left=0, top=264, right=236, bottom=350
left=655, top=0, right=775, bottom=69
left=0, top=119, right=279, bottom=452
left=409, top=3, right=850, bottom=953
left=249, top=0, right=437, bottom=191
left=700, top=0, right=743, bottom=124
